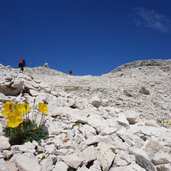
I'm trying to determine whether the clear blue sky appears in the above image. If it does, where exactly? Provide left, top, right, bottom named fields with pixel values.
left=0, top=0, right=171, bottom=75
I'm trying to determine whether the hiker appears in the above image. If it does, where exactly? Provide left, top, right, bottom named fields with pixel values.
left=18, top=58, right=26, bottom=71
left=69, top=69, right=72, bottom=75
left=44, top=62, right=49, bottom=68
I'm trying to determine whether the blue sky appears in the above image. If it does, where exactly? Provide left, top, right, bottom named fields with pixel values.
left=0, top=0, right=171, bottom=75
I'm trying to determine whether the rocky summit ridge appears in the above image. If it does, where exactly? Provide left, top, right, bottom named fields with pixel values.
left=0, top=60, right=171, bottom=171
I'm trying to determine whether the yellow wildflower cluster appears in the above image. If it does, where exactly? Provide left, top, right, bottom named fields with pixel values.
left=1, top=100, right=48, bottom=128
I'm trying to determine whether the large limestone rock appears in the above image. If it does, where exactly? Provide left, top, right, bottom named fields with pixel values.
left=79, top=145, right=97, bottom=164
left=53, top=161, right=68, bottom=171
left=97, top=147, right=115, bottom=171
left=0, top=161, right=18, bottom=171
left=12, top=154, right=41, bottom=171
left=61, top=153, right=83, bottom=169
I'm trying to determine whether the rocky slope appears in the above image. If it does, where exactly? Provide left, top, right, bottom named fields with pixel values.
left=0, top=60, right=171, bottom=171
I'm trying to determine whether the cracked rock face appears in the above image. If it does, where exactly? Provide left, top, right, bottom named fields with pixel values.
left=0, top=60, right=171, bottom=171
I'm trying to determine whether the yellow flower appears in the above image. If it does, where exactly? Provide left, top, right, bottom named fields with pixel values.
left=38, top=102, right=48, bottom=114
left=2, top=101, right=22, bottom=118
left=2, top=101, right=14, bottom=116
left=7, top=112, right=22, bottom=120
left=2, top=101, right=13, bottom=110
left=6, top=117, right=23, bottom=128
left=18, top=102, right=31, bottom=114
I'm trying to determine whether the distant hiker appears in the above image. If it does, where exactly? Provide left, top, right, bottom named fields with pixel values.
left=18, top=58, right=26, bottom=71
left=44, top=62, right=49, bottom=68
left=69, top=69, right=72, bottom=75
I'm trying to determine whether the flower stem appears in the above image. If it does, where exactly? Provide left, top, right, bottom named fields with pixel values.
left=32, top=99, right=36, bottom=122
left=40, top=113, right=44, bottom=126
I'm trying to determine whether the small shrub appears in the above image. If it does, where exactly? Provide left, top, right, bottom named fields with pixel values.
left=1, top=100, right=49, bottom=145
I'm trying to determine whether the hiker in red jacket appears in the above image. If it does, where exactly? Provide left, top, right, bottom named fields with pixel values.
left=18, top=58, right=26, bottom=71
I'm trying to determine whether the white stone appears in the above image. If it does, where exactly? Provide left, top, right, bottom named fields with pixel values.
left=11, top=79, right=24, bottom=89
left=61, top=153, right=83, bottom=169
left=0, top=160, right=18, bottom=171
left=79, top=146, right=97, bottom=164
left=2, top=150, right=13, bottom=159
left=48, top=121, right=63, bottom=135
left=30, top=89, right=40, bottom=96
left=117, top=113, right=130, bottom=128
left=12, top=154, right=41, bottom=171
left=79, top=124, right=96, bottom=138
left=0, top=152, right=3, bottom=159
left=124, top=110, right=140, bottom=124
left=85, top=135, right=101, bottom=146
left=110, top=164, right=146, bottom=171
left=97, top=147, right=115, bottom=171
left=53, top=161, right=68, bottom=171
left=55, top=149, right=69, bottom=156
left=152, top=152, right=171, bottom=165
left=77, top=166, right=89, bottom=171
left=86, top=114, right=106, bottom=132
left=156, top=163, right=171, bottom=171
left=145, top=140, right=161, bottom=159
left=114, top=151, right=132, bottom=167
left=100, top=126, right=117, bottom=136
left=41, top=159, right=54, bottom=171
left=0, top=136, right=10, bottom=151
left=0, top=93, right=9, bottom=102
left=44, top=144, right=56, bottom=154
left=11, top=142, right=36, bottom=153
left=145, top=120, right=159, bottom=127
left=89, top=160, right=101, bottom=171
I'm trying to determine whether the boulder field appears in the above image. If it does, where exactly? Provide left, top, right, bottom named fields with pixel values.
left=0, top=60, right=171, bottom=171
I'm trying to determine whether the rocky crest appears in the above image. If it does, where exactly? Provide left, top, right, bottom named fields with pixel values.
left=0, top=60, right=171, bottom=171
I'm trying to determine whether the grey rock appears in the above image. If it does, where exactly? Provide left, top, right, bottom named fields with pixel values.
left=135, top=154, right=156, bottom=171
left=140, top=86, right=150, bottom=95
left=90, top=96, right=102, bottom=108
